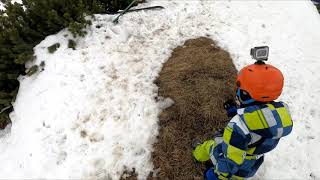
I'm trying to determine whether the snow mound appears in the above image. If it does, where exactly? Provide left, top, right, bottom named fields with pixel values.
left=0, top=0, right=320, bottom=179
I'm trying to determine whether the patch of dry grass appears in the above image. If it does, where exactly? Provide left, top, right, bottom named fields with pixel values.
left=151, top=37, right=237, bottom=179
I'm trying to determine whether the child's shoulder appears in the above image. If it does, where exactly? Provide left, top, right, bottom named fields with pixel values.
left=238, top=101, right=290, bottom=114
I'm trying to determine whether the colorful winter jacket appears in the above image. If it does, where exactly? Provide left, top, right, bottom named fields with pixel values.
left=210, top=101, right=293, bottom=179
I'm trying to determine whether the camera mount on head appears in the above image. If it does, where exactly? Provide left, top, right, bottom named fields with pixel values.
left=250, top=46, right=269, bottom=65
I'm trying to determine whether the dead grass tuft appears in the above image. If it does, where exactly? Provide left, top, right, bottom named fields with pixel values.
left=151, top=37, right=237, bottom=179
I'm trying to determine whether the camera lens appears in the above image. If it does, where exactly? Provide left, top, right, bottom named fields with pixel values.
left=257, top=49, right=267, bottom=57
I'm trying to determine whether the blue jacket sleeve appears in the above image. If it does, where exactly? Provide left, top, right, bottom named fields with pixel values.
left=214, top=115, right=251, bottom=178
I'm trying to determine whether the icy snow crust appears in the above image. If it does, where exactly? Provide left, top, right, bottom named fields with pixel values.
left=0, top=1, right=320, bottom=179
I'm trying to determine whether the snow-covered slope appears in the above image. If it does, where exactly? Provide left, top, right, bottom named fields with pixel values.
left=0, top=1, right=320, bottom=179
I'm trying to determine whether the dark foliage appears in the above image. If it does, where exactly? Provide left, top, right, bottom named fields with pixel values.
left=102, top=0, right=138, bottom=13
left=26, top=65, right=38, bottom=76
left=48, top=43, right=60, bottom=53
left=68, top=39, right=76, bottom=50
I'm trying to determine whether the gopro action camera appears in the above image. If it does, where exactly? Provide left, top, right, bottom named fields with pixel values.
left=250, top=46, right=269, bottom=62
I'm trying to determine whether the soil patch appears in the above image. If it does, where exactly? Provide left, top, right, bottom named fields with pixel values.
left=152, top=37, right=237, bottom=179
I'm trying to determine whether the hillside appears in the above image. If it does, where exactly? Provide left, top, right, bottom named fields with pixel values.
left=0, top=0, right=320, bottom=179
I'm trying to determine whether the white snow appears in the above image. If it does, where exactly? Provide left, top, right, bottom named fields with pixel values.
left=0, top=0, right=320, bottom=179
left=0, top=0, right=21, bottom=10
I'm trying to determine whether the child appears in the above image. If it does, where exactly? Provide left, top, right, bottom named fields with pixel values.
left=192, top=61, right=293, bottom=179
